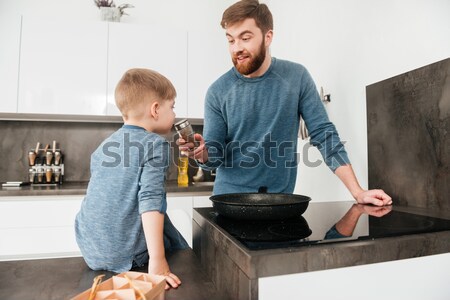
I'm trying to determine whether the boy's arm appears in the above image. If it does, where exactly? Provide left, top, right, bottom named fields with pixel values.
left=141, top=211, right=181, bottom=289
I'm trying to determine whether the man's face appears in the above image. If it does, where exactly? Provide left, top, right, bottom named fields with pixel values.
left=226, top=18, right=268, bottom=76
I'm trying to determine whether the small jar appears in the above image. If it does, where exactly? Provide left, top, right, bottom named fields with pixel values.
left=53, top=166, right=62, bottom=183
left=45, top=167, right=53, bottom=183
left=174, top=119, right=197, bottom=146
left=28, top=168, right=36, bottom=183
left=28, top=150, right=36, bottom=166
left=46, top=150, right=53, bottom=165
left=54, top=150, right=62, bottom=166
left=36, top=166, right=44, bottom=183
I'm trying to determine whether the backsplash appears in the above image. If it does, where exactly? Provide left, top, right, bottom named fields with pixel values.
left=0, top=118, right=205, bottom=183
left=366, top=58, right=449, bottom=210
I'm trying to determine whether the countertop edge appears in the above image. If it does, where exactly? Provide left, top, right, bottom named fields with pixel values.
left=0, top=181, right=213, bottom=198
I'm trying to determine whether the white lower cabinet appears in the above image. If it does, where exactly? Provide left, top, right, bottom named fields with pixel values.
left=0, top=194, right=207, bottom=260
left=166, top=196, right=193, bottom=248
left=193, top=196, right=213, bottom=208
left=259, top=253, right=450, bottom=300
left=0, top=196, right=83, bottom=260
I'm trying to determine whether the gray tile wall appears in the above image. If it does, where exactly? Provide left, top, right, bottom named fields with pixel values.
left=366, top=58, right=449, bottom=210
left=0, top=120, right=204, bottom=183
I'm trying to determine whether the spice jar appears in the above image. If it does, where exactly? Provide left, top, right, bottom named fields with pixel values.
left=45, top=167, right=53, bottom=183
left=54, top=166, right=61, bottom=183
left=36, top=166, right=44, bottom=183
left=29, top=168, right=36, bottom=183
left=174, top=119, right=197, bottom=149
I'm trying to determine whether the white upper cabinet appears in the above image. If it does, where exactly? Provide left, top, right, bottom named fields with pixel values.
left=107, top=23, right=188, bottom=117
left=187, top=30, right=231, bottom=119
left=0, top=15, right=21, bottom=113
left=18, top=19, right=108, bottom=115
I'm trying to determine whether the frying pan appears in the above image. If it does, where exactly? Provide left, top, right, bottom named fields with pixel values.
left=210, top=186, right=311, bottom=221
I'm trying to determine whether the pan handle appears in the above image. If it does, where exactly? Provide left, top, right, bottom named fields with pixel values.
left=258, top=186, right=268, bottom=193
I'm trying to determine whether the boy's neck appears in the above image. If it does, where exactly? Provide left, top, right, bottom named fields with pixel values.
left=123, top=119, right=152, bottom=132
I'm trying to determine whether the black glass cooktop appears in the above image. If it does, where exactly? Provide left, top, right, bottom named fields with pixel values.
left=198, top=201, right=450, bottom=251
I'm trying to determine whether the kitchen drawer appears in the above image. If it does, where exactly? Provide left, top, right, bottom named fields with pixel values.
left=193, top=196, right=213, bottom=208
left=0, top=226, right=80, bottom=258
left=0, top=196, right=83, bottom=229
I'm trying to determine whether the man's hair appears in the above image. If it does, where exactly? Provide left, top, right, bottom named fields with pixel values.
left=220, top=0, right=273, bottom=34
left=115, top=68, right=176, bottom=118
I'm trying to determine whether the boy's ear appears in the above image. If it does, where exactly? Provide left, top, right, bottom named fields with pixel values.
left=150, top=101, right=159, bottom=120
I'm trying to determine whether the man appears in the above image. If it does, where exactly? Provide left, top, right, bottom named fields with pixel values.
left=180, top=0, right=391, bottom=206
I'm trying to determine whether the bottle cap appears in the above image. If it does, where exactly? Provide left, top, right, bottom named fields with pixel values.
left=174, top=119, right=190, bottom=131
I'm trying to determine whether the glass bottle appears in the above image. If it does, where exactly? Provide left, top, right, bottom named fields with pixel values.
left=174, top=119, right=195, bottom=187
left=177, top=156, right=189, bottom=187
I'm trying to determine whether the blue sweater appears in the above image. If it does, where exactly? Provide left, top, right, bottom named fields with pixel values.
left=201, top=57, right=350, bottom=195
left=75, top=125, right=187, bottom=273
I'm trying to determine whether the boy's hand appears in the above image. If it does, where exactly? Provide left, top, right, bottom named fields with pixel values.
left=149, top=257, right=181, bottom=290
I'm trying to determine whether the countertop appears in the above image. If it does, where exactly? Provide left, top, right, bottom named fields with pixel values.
left=0, top=180, right=214, bottom=197
left=192, top=203, right=450, bottom=299
left=0, top=249, right=219, bottom=300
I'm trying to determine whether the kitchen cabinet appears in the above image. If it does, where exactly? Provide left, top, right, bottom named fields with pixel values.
left=17, top=18, right=108, bottom=115
left=259, top=253, right=450, bottom=300
left=107, top=23, right=188, bottom=117
left=193, top=195, right=213, bottom=208
left=187, top=30, right=231, bottom=118
left=0, top=196, right=83, bottom=260
left=166, top=196, right=193, bottom=248
left=0, top=15, right=21, bottom=113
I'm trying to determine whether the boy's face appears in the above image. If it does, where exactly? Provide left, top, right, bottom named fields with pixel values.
left=154, top=99, right=176, bottom=134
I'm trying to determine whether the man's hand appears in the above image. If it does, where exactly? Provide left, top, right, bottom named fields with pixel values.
left=355, top=189, right=392, bottom=206
left=149, top=257, right=181, bottom=290
left=334, top=165, right=393, bottom=207
left=177, top=133, right=208, bottom=163
left=354, top=203, right=392, bottom=217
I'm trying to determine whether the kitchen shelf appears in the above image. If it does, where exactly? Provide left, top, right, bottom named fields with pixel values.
left=0, top=112, right=203, bottom=125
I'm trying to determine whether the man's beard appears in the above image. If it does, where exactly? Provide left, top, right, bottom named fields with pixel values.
left=232, top=40, right=266, bottom=76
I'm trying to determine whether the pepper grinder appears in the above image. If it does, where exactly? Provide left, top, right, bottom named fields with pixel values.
left=46, top=150, right=53, bottom=165
left=28, top=150, right=36, bottom=166
left=54, top=150, right=62, bottom=165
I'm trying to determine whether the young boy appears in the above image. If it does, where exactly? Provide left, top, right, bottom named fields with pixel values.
left=75, top=68, right=188, bottom=289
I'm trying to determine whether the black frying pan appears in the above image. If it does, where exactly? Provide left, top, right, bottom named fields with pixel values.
left=210, top=186, right=311, bottom=221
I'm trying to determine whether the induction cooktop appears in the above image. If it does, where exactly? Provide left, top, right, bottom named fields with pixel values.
left=203, top=201, right=450, bottom=251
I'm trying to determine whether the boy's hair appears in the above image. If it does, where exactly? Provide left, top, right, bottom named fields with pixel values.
left=115, top=68, right=176, bottom=118
left=220, top=0, right=273, bottom=34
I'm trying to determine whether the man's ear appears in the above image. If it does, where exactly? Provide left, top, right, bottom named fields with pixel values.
left=150, top=101, right=159, bottom=119
left=265, top=30, right=273, bottom=47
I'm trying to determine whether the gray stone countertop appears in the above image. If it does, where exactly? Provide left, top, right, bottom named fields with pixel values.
left=193, top=204, right=450, bottom=280
left=0, top=180, right=213, bottom=197
left=0, top=249, right=218, bottom=300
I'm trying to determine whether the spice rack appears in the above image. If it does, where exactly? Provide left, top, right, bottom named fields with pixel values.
left=27, top=141, right=64, bottom=185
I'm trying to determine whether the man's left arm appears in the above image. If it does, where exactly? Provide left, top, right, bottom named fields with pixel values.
left=335, top=164, right=392, bottom=206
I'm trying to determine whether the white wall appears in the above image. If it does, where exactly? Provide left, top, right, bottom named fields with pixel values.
left=267, top=0, right=450, bottom=201
left=1, top=0, right=449, bottom=201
